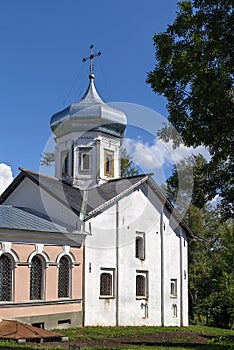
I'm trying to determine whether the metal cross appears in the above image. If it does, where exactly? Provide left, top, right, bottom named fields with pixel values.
left=82, top=45, right=101, bottom=74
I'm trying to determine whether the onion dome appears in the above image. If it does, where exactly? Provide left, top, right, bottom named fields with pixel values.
left=50, top=74, right=127, bottom=138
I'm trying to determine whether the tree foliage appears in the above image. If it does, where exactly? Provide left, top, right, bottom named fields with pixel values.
left=147, top=0, right=234, bottom=219
left=40, top=152, right=55, bottom=167
left=120, top=147, right=139, bottom=177
left=164, top=157, right=234, bottom=328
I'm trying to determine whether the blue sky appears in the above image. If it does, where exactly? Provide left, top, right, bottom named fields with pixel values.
left=0, top=0, right=209, bottom=193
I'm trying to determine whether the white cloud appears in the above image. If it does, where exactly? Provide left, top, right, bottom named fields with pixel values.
left=123, top=138, right=210, bottom=172
left=208, top=194, right=221, bottom=208
left=0, top=163, right=13, bottom=195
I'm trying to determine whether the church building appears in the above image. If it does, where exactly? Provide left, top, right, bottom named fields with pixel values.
left=0, top=56, right=197, bottom=329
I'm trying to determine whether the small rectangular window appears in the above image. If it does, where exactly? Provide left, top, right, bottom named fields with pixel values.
left=170, top=279, right=177, bottom=298
left=172, top=304, right=177, bottom=318
left=135, top=232, right=145, bottom=260
left=99, top=268, right=115, bottom=298
left=32, top=322, right=44, bottom=329
left=104, top=150, right=114, bottom=177
left=136, top=271, right=148, bottom=299
left=79, top=147, right=92, bottom=172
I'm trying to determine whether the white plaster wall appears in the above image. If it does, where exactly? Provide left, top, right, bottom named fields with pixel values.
left=84, top=184, right=188, bottom=326
left=181, top=228, right=189, bottom=326
left=84, top=204, right=117, bottom=326
left=117, top=189, right=162, bottom=326
left=163, top=211, right=182, bottom=326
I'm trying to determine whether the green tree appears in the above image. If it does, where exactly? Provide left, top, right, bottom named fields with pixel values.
left=164, top=157, right=234, bottom=328
left=147, top=0, right=234, bottom=218
left=40, top=152, right=55, bottom=167
left=120, top=147, right=139, bottom=177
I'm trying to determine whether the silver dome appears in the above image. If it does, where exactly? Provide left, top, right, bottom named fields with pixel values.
left=50, top=76, right=127, bottom=138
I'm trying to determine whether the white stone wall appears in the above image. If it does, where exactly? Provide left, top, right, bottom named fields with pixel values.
left=84, top=183, right=189, bottom=326
left=54, top=131, right=121, bottom=188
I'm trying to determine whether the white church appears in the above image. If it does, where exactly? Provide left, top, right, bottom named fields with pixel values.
left=0, top=56, right=197, bottom=329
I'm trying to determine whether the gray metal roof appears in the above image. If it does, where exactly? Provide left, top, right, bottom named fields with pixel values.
left=13, top=169, right=149, bottom=217
left=50, top=76, right=127, bottom=138
left=0, top=168, right=199, bottom=240
left=0, top=205, right=76, bottom=233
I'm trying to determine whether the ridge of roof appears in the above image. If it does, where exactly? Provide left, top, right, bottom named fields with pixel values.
left=85, top=174, right=150, bottom=218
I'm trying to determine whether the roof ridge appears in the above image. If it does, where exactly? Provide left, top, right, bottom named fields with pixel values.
left=86, top=175, right=150, bottom=218
left=19, top=167, right=61, bottom=182
left=94, top=173, right=153, bottom=189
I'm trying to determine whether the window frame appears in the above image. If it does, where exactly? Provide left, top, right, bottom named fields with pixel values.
left=99, top=268, right=115, bottom=299
left=58, top=255, right=72, bottom=299
left=30, top=255, right=45, bottom=301
left=172, top=304, right=178, bottom=318
left=136, top=271, right=148, bottom=300
left=170, top=279, right=177, bottom=298
left=0, top=254, right=13, bottom=302
left=135, top=232, right=145, bottom=260
left=104, top=150, right=114, bottom=177
left=79, top=147, right=93, bottom=172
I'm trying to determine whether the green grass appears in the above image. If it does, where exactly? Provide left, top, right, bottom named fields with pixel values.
left=0, top=325, right=233, bottom=350
left=0, top=340, right=65, bottom=350
left=58, top=324, right=234, bottom=340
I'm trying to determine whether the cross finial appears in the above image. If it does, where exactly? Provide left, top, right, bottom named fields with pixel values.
left=82, top=45, right=102, bottom=77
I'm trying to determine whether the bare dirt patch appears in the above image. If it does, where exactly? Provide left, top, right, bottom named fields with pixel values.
left=37, top=330, right=219, bottom=349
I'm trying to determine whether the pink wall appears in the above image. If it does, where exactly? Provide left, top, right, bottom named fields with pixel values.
left=0, top=242, right=83, bottom=320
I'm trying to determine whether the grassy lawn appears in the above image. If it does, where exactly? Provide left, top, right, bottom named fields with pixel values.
left=0, top=325, right=233, bottom=349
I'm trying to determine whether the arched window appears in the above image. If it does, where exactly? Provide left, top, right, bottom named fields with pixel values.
left=58, top=256, right=71, bottom=298
left=135, top=236, right=144, bottom=260
left=136, top=274, right=146, bottom=297
left=100, top=273, right=112, bottom=297
left=0, top=255, right=12, bottom=301
left=30, top=255, right=44, bottom=300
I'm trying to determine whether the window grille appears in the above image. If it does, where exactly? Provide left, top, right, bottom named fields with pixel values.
left=58, top=256, right=71, bottom=298
left=0, top=255, right=12, bottom=301
left=100, top=273, right=112, bottom=296
left=30, top=256, right=43, bottom=300
left=136, top=275, right=146, bottom=297
left=135, top=236, right=144, bottom=260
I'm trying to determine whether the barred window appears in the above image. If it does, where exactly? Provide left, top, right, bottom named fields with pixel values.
left=0, top=255, right=12, bottom=301
left=30, top=256, right=44, bottom=300
left=100, top=273, right=112, bottom=297
left=135, top=236, right=144, bottom=260
left=136, top=274, right=146, bottom=297
left=58, top=256, right=71, bottom=298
